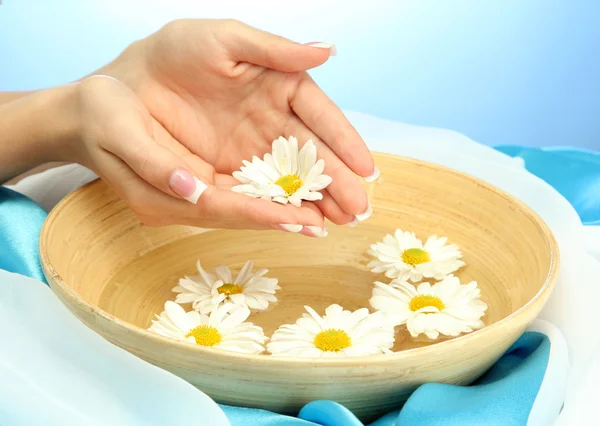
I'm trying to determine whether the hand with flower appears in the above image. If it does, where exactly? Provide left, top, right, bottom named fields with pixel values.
left=94, top=19, right=377, bottom=231
left=1, top=19, right=377, bottom=236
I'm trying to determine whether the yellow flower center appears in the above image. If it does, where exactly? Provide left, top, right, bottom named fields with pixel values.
left=402, top=248, right=431, bottom=265
left=314, top=329, right=352, bottom=352
left=217, top=283, right=243, bottom=296
left=275, top=174, right=303, bottom=196
left=409, top=294, right=445, bottom=312
left=186, top=325, right=222, bottom=346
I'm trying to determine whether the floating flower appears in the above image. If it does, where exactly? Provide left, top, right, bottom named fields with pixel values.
left=369, top=275, right=487, bottom=340
left=267, top=304, right=395, bottom=358
left=231, top=136, right=333, bottom=207
left=367, top=229, right=465, bottom=282
left=148, top=301, right=267, bottom=354
left=172, top=260, right=280, bottom=314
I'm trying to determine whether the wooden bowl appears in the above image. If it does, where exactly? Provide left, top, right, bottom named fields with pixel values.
left=39, top=153, right=559, bottom=422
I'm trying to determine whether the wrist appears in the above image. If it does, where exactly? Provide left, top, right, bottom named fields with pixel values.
left=0, top=83, right=80, bottom=183
left=36, top=83, right=81, bottom=163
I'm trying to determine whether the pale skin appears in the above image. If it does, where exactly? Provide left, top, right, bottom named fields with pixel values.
left=0, top=19, right=376, bottom=237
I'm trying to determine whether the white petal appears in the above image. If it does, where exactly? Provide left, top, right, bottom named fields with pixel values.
left=288, top=136, right=298, bottom=175
left=272, top=137, right=291, bottom=176
left=303, top=306, right=329, bottom=330
left=196, top=261, right=216, bottom=286
left=174, top=293, right=201, bottom=305
left=231, top=184, right=260, bottom=194
left=306, top=174, right=333, bottom=191
left=219, top=307, right=251, bottom=331
left=252, top=156, right=281, bottom=182
left=234, top=260, right=254, bottom=285
left=164, top=301, right=191, bottom=332
left=214, top=265, right=233, bottom=283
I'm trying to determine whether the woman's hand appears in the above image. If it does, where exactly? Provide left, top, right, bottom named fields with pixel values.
left=96, top=19, right=377, bottom=227
left=71, top=75, right=327, bottom=233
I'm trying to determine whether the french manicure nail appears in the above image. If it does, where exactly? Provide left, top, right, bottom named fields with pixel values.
left=304, top=226, right=328, bottom=238
left=169, top=169, right=208, bottom=204
left=348, top=218, right=359, bottom=227
left=278, top=224, right=303, bottom=233
left=355, top=202, right=373, bottom=222
left=305, top=42, right=337, bottom=56
left=364, top=166, right=380, bottom=183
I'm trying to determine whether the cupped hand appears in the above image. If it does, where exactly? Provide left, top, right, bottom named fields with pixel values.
left=96, top=19, right=377, bottom=227
left=72, top=75, right=326, bottom=234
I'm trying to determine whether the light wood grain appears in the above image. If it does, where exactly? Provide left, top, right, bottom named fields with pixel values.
left=39, top=153, right=559, bottom=422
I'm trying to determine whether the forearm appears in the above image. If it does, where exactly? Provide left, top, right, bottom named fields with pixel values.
left=0, top=91, right=35, bottom=105
left=0, top=85, right=78, bottom=184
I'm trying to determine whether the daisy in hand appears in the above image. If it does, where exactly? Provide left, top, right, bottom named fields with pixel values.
left=370, top=275, right=487, bottom=340
left=267, top=304, right=395, bottom=358
left=172, top=260, right=280, bottom=314
left=148, top=301, right=267, bottom=354
left=232, top=136, right=333, bottom=207
left=368, top=229, right=465, bottom=282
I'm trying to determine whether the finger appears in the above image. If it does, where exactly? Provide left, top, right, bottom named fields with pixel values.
left=311, top=189, right=355, bottom=226
left=202, top=185, right=327, bottom=236
left=290, top=74, right=378, bottom=180
left=284, top=117, right=370, bottom=218
left=219, top=19, right=335, bottom=72
left=94, top=149, right=328, bottom=236
left=104, top=127, right=210, bottom=205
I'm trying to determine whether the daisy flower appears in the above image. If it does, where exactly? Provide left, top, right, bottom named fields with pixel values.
left=148, top=301, right=267, bottom=354
left=369, top=275, right=488, bottom=340
left=367, top=229, right=465, bottom=282
left=231, top=136, right=333, bottom=207
left=172, top=260, right=280, bottom=314
left=267, top=304, right=395, bottom=358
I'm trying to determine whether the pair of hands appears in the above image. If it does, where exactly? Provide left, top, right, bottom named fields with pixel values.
left=71, top=19, right=376, bottom=236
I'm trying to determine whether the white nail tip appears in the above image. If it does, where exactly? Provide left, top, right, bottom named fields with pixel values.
left=355, top=203, right=373, bottom=222
left=308, top=42, right=336, bottom=56
left=347, top=218, right=359, bottom=227
left=279, top=224, right=303, bottom=233
left=184, top=177, right=208, bottom=204
left=305, top=226, right=328, bottom=238
left=364, top=166, right=380, bottom=183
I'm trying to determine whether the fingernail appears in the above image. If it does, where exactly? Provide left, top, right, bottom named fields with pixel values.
left=304, top=226, right=328, bottom=238
left=355, top=202, right=373, bottom=222
left=305, top=42, right=337, bottom=56
left=348, top=218, right=359, bottom=227
left=277, top=224, right=303, bottom=233
left=364, top=166, right=380, bottom=183
left=169, top=169, right=207, bottom=204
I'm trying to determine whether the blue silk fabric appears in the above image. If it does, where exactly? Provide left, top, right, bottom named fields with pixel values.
left=2, top=145, right=598, bottom=425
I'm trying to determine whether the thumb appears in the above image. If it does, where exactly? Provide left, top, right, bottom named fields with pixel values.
left=109, top=131, right=209, bottom=204
left=220, top=20, right=336, bottom=72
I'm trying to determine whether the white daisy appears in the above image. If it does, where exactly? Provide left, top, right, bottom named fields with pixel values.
left=267, top=304, right=395, bottom=358
left=367, top=229, right=465, bottom=282
left=148, top=301, right=267, bottom=354
left=231, top=136, right=333, bottom=207
left=172, top=260, right=280, bottom=314
left=369, top=275, right=488, bottom=340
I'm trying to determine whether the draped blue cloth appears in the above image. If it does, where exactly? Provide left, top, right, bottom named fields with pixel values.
left=2, top=145, right=598, bottom=425
left=0, top=187, right=47, bottom=282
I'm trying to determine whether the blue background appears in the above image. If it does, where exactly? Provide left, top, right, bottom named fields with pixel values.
left=1, top=0, right=599, bottom=149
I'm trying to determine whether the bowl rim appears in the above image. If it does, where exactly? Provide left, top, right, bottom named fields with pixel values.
left=39, top=153, right=560, bottom=366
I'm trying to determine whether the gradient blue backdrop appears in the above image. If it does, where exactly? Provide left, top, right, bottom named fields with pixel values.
left=1, top=0, right=598, bottom=149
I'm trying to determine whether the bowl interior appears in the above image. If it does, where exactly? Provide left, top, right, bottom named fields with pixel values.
left=42, top=153, right=557, bottom=353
